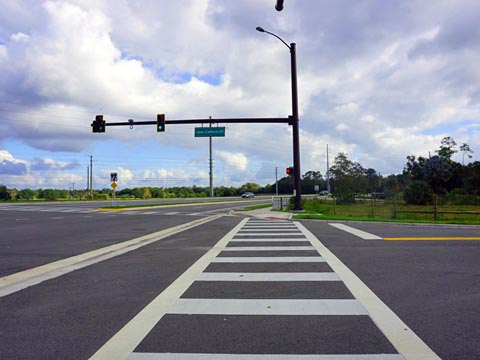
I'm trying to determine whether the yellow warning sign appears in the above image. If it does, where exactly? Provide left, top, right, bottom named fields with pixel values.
left=111, top=182, right=117, bottom=189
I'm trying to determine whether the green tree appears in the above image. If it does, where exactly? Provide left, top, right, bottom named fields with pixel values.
left=7, top=188, right=18, bottom=200
left=404, top=180, right=433, bottom=205
left=436, top=136, right=457, bottom=160
left=141, top=187, right=152, bottom=199
left=0, top=185, right=9, bottom=200
left=329, top=153, right=368, bottom=198
left=460, top=143, right=473, bottom=165
left=240, top=183, right=260, bottom=193
left=17, top=189, right=36, bottom=200
left=403, top=155, right=426, bottom=182
left=423, top=155, right=452, bottom=194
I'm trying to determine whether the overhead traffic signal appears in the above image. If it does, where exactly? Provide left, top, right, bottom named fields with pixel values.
left=92, top=115, right=106, bottom=133
left=157, top=114, right=166, bottom=132
left=286, top=166, right=293, bottom=175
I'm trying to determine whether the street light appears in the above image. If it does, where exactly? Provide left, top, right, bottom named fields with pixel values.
left=275, top=0, right=284, bottom=11
left=256, top=26, right=302, bottom=210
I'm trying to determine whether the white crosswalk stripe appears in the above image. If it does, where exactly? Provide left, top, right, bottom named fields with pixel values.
left=84, top=218, right=439, bottom=360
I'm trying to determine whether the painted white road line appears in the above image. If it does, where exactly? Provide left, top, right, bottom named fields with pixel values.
left=236, top=233, right=303, bottom=236
left=0, top=215, right=223, bottom=299
left=129, top=353, right=405, bottom=360
left=296, top=222, right=440, bottom=360
left=242, top=223, right=297, bottom=229
left=169, top=298, right=367, bottom=315
left=247, top=219, right=291, bottom=224
left=239, top=229, right=300, bottom=232
left=222, top=246, right=315, bottom=251
left=196, top=272, right=341, bottom=281
left=329, top=223, right=382, bottom=240
left=242, top=226, right=298, bottom=229
left=212, top=256, right=325, bottom=263
left=90, top=218, right=249, bottom=360
left=230, top=238, right=307, bottom=242
left=141, top=211, right=160, bottom=215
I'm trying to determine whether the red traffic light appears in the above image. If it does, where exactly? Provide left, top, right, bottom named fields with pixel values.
left=286, top=166, right=293, bottom=175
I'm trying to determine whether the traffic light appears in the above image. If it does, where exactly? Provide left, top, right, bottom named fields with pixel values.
left=157, top=114, right=166, bottom=132
left=92, top=115, right=105, bottom=133
left=286, top=166, right=293, bottom=175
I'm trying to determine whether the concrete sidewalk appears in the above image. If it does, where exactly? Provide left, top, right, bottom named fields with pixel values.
left=231, top=207, right=292, bottom=220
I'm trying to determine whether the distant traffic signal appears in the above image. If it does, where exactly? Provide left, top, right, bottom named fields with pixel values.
left=92, top=115, right=106, bottom=133
left=157, top=114, right=166, bottom=132
left=286, top=166, right=293, bottom=175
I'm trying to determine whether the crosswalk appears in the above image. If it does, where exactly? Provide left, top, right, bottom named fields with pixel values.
left=93, top=218, right=438, bottom=359
left=0, top=205, right=212, bottom=217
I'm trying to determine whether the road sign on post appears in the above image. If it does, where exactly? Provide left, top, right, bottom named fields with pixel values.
left=110, top=173, right=118, bottom=207
left=194, top=127, right=225, bottom=137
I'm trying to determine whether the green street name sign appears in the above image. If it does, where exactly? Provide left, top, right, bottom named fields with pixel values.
left=194, top=127, right=226, bottom=137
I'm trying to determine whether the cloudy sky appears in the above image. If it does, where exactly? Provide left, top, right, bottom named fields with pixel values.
left=0, top=0, right=479, bottom=190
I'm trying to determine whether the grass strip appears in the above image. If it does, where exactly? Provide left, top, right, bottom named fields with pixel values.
left=292, top=213, right=480, bottom=225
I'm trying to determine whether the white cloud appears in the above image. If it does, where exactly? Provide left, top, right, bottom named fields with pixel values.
left=10, top=32, right=30, bottom=42
left=216, top=150, right=248, bottom=171
left=0, top=0, right=479, bottom=187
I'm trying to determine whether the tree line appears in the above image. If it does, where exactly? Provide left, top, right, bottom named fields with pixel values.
left=0, top=136, right=477, bottom=204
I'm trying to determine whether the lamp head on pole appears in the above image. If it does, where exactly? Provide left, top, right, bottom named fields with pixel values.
left=256, top=26, right=265, bottom=32
left=275, top=0, right=284, bottom=11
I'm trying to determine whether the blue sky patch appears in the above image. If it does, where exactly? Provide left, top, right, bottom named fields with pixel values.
left=419, top=120, right=477, bottom=135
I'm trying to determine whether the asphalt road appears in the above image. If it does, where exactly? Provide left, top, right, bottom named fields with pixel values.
left=0, top=198, right=265, bottom=276
left=1, top=203, right=479, bottom=359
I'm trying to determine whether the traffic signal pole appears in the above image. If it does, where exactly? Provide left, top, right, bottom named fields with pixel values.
left=290, top=42, right=302, bottom=211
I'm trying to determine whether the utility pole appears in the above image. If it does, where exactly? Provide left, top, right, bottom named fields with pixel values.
left=275, top=167, right=279, bottom=196
left=87, top=166, right=89, bottom=191
left=209, top=118, right=214, bottom=198
left=89, top=155, right=93, bottom=198
left=326, top=144, right=331, bottom=193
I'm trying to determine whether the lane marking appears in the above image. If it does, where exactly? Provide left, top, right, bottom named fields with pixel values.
left=243, top=225, right=297, bottom=228
left=296, top=222, right=440, bottom=359
left=90, top=218, right=249, bottom=360
left=51, top=217, right=65, bottom=220
left=247, top=220, right=290, bottom=223
left=329, top=223, right=382, bottom=240
left=0, top=215, right=223, bottom=298
left=211, top=256, right=325, bottom=263
left=384, top=237, right=480, bottom=241
left=196, top=272, right=341, bottom=282
left=129, top=354, right=405, bottom=359
left=169, top=298, right=367, bottom=315
left=242, top=226, right=298, bottom=229
left=236, top=232, right=303, bottom=236
left=222, top=246, right=315, bottom=251
left=239, top=229, right=300, bottom=232
left=15, top=218, right=30, bottom=221
left=230, top=238, right=308, bottom=242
